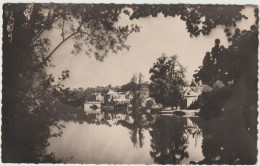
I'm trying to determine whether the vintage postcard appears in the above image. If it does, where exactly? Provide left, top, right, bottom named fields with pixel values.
left=1, top=1, right=259, bottom=164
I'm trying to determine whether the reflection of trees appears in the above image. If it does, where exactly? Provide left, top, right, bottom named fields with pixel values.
left=194, top=113, right=257, bottom=164
left=149, top=116, right=188, bottom=164
left=117, top=110, right=146, bottom=148
left=192, top=8, right=258, bottom=165
left=129, top=111, right=145, bottom=148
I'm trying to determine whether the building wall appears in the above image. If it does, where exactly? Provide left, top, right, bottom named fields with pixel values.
left=186, top=96, right=198, bottom=108
left=96, top=94, right=104, bottom=102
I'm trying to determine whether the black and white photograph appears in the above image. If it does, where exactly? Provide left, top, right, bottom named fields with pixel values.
left=1, top=1, right=259, bottom=164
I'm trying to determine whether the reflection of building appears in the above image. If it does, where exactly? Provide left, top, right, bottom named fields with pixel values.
left=181, top=117, right=203, bottom=164
left=185, top=118, right=202, bottom=147
left=183, top=80, right=202, bottom=108
left=104, top=112, right=127, bottom=126
left=84, top=101, right=101, bottom=114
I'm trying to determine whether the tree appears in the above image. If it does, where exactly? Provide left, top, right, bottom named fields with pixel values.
left=120, top=72, right=143, bottom=92
left=194, top=7, right=258, bottom=87
left=149, top=54, right=186, bottom=108
left=193, top=8, right=258, bottom=117
left=2, top=3, right=253, bottom=163
left=194, top=27, right=258, bottom=87
left=129, top=4, right=247, bottom=37
left=2, top=3, right=139, bottom=162
left=192, top=8, right=258, bottom=164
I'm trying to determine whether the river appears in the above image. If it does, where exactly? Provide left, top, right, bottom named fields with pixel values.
left=47, top=110, right=206, bottom=164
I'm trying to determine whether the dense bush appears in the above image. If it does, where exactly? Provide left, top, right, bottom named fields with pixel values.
left=199, top=81, right=232, bottom=117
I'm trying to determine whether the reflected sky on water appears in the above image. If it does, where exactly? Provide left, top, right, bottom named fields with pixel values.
left=47, top=111, right=204, bottom=164
left=182, top=119, right=204, bottom=164
left=47, top=122, right=153, bottom=164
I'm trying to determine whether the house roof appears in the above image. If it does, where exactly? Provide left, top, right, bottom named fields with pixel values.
left=96, top=93, right=103, bottom=96
left=190, top=80, right=198, bottom=87
left=184, top=81, right=202, bottom=97
left=107, top=89, right=117, bottom=95
left=184, top=88, right=200, bottom=97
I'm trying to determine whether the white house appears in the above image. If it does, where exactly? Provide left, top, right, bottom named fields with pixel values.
left=183, top=80, right=202, bottom=108
left=114, top=92, right=127, bottom=103
left=105, top=89, right=118, bottom=103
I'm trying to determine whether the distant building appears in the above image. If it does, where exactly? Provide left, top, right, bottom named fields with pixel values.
left=125, top=91, right=134, bottom=101
left=103, top=89, right=136, bottom=105
left=104, top=89, right=118, bottom=103
left=183, top=80, right=202, bottom=108
left=95, top=93, right=104, bottom=102
left=88, top=93, right=97, bottom=102
left=88, top=92, right=104, bottom=102
left=114, top=92, right=127, bottom=103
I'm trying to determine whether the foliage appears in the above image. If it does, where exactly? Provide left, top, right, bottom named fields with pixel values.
left=194, top=7, right=258, bottom=119
left=145, top=99, right=156, bottom=108
left=199, top=81, right=232, bottom=117
left=194, top=28, right=258, bottom=86
left=119, top=73, right=149, bottom=108
left=120, top=73, right=140, bottom=92
left=149, top=54, right=186, bottom=108
left=2, top=3, right=256, bottom=163
left=52, top=85, right=113, bottom=107
left=149, top=116, right=188, bottom=164
left=191, top=8, right=258, bottom=164
left=195, top=113, right=257, bottom=164
left=116, top=110, right=147, bottom=148
left=2, top=3, right=138, bottom=162
left=120, top=72, right=144, bottom=92
left=129, top=4, right=246, bottom=37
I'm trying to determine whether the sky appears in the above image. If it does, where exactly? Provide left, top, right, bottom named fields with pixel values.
left=46, top=5, right=256, bottom=89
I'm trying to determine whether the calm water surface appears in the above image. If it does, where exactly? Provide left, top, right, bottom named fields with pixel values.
left=47, top=111, right=205, bottom=164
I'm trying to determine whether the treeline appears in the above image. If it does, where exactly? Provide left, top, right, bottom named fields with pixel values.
left=54, top=73, right=147, bottom=107
left=52, top=85, right=115, bottom=107
left=194, top=9, right=258, bottom=117
left=193, top=8, right=258, bottom=153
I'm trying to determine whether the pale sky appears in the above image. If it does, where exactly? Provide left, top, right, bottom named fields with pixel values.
left=46, top=5, right=256, bottom=89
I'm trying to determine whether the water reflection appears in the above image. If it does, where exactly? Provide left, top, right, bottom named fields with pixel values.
left=194, top=113, right=257, bottom=164
left=149, top=116, right=189, bottom=164
left=47, top=108, right=205, bottom=164
left=47, top=122, right=153, bottom=164
left=149, top=116, right=204, bottom=164
left=182, top=118, right=204, bottom=164
left=117, top=110, right=148, bottom=148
